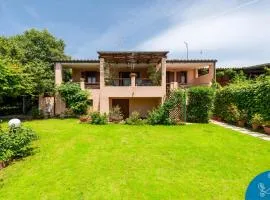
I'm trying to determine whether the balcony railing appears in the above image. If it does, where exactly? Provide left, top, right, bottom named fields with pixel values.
left=85, top=82, right=100, bottom=89
left=135, top=78, right=155, bottom=86
left=105, top=78, right=131, bottom=86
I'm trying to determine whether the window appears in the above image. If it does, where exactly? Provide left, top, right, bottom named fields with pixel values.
left=88, top=76, right=96, bottom=84
left=81, top=71, right=98, bottom=84
left=177, top=71, right=187, bottom=84
left=198, top=67, right=209, bottom=76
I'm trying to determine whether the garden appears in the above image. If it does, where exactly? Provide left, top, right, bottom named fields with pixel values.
left=1, top=29, right=270, bottom=199
left=0, top=119, right=270, bottom=199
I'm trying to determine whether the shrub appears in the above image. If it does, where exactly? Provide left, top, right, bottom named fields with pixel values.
left=224, top=104, right=240, bottom=123
left=0, top=125, right=37, bottom=163
left=213, top=79, right=270, bottom=122
left=109, top=106, right=123, bottom=123
left=58, top=82, right=89, bottom=115
left=148, top=89, right=185, bottom=125
left=238, top=109, right=248, bottom=121
left=89, top=112, right=108, bottom=125
left=251, top=113, right=263, bottom=125
left=187, top=87, right=215, bottom=123
left=125, top=111, right=145, bottom=125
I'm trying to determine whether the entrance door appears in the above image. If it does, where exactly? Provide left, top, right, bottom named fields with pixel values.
left=112, top=99, right=129, bottom=119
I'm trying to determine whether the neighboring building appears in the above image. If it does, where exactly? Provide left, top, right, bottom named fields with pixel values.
left=47, top=51, right=216, bottom=118
left=216, top=63, right=269, bottom=85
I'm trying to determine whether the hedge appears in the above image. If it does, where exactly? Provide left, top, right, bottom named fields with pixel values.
left=213, top=79, right=270, bottom=122
left=187, top=87, right=215, bottom=123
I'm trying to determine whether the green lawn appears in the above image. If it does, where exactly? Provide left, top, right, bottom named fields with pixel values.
left=0, top=119, right=269, bottom=199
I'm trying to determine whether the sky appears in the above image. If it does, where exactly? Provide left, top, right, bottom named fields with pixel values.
left=0, top=0, right=270, bottom=67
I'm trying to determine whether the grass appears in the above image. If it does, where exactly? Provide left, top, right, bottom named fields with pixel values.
left=0, top=119, right=270, bottom=199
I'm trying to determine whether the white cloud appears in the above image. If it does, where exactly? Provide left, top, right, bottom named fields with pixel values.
left=136, top=0, right=270, bottom=66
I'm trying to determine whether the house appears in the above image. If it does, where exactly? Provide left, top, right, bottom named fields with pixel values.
left=216, top=63, right=269, bottom=86
left=47, top=51, right=216, bottom=118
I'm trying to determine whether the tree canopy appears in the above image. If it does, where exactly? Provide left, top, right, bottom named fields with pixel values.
left=0, top=29, right=70, bottom=96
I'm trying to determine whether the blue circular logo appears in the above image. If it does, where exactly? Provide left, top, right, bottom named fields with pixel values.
left=246, top=171, right=270, bottom=200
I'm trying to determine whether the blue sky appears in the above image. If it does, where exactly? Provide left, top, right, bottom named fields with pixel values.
left=0, top=0, right=270, bottom=67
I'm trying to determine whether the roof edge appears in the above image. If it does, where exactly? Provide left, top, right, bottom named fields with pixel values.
left=167, top=59, right=217, bottom=63
left=53, top=59, right=99, bottom=63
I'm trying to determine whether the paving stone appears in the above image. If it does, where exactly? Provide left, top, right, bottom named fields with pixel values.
left=210, top=120, right=270, bottom=141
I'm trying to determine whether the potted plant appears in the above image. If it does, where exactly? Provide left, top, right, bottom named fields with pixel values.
left=109, top=106, right=123, bottom=123
left=237, top=110, right=248, bottom=127
left=263, top=121, right=270, bottom=135
left=79, top=115, right=90, bottom=123
left=250, top=113, right=263, bottom=130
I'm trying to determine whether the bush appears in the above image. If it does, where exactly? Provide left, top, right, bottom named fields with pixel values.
left=187, top=87, right=215, bottom=123
left=251, top=113, right=263, bottom=125
left=239, top=109, right=248, bottom=121
left=125, top=111, right=145, bottom=125
left=89, top=112, right=108, bottom=125
left=213, top=79, right=270, bottom=122
left=109, top=106, right=123, bottom=123
left=58, top=82, right=89, bottom=115
left=224, top=104, right=240, bottom=123
left=148, top=89, right=185, bottom=125
left=0, top=125, right=37, bottom=163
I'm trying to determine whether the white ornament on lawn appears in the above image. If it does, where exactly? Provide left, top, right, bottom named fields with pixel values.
left=8, top=118, right=21, bottom=128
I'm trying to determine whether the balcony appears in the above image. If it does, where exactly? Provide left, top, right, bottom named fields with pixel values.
left=85, top=82, right=100, bottom=89
left=78, top=78, right=100, bottom=90
left=105, top=78, right=131, bottom=86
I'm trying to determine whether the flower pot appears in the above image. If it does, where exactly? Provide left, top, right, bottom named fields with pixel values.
left=263, top=126, right=270, bottom=135
left=237, top=120, right=245, bottom=127
left=79, top=116, right=89, bottom=123
left=217, top=117, right=222, bottom=122
left=252, top=123, right=259, bottom=130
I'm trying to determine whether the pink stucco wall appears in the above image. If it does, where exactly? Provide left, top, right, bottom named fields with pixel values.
left=50, top=59, right=215, bottom=116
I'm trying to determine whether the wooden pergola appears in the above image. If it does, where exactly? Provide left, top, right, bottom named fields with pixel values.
left=98, top=51, right=169, bottom=64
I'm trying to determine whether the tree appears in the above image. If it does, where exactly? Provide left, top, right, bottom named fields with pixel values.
left=0, top=59, right=26, bottom=96
left=0, top=29, right=70, bottom=96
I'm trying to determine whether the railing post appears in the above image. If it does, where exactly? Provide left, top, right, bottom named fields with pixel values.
left=130, top=73, right=136, bottom=87
left=100, top=58, right=105, bottom=88
left=80, top=78, right=85, bottom=90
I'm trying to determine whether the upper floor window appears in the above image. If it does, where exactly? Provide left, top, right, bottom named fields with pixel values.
left=198, top=67, right=209, bottom=77
left=81, top=71, right=99, bottom=84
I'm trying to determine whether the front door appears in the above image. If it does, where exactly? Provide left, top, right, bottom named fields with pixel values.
left=112, top=99, right=129, bottom=119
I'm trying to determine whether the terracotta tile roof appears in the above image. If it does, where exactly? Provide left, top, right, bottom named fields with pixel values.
left=54, top=58, right=218, bottom=64
left=167, top=59, right=217, bottom=63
